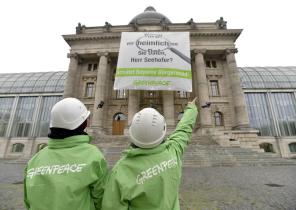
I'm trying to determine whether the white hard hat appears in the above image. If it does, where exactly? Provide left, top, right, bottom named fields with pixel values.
left=50, top=98, right=90, bottom=130
left=129, top=108, right=166, bottom=148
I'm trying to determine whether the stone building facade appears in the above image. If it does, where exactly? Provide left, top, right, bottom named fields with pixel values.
left=62, top=7, right=258, bottom=149
left=1, top=7, right=296, bottom=160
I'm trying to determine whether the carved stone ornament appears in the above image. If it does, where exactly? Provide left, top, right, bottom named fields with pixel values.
left=193, top=49, right=207, bottom=55
left=207, top=75, right=223, bottom=79
left=67, top=53, right=78, bottom=59
left=213, top=104, right=219, bottom=111
left=160, top=17, right=169, bottom=31
left=216, top=17, right=227, bottom=29
left=67, top=53, right=83, bottom=64
left=130, top=19, right=138, bottom=31
left=97, top=52, right=109, bottom=57
left=104, top=22, right=112, bottom=32
left=82, top=75, right=97, bottom=81
left=76, top=22, right=86, bottom=34
left=187, top=18, right=196, bottom=29
left=225, top=48, right=238, bottom=55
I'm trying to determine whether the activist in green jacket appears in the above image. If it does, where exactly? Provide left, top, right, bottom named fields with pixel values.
left=102, top=98, right=198, bottom=210
left=24, top=98, right=108, bottom=210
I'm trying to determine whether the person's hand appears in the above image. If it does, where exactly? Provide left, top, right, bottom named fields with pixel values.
left=188, top=97, right=197, bottom=106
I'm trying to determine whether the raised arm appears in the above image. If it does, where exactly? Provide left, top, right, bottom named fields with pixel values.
left=166, top=97, right=198, bottom=157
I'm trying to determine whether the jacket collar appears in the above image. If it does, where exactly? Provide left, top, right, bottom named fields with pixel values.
left=123, top=141, right=169, bottom=157
left=48, top=135, right=92, bottom=149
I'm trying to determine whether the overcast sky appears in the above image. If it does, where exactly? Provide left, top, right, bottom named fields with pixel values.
left=0, top=0, right=295, bottom=73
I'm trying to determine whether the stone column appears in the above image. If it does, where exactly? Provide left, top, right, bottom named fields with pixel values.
left=92, top=52, right=108, bottom=130
left=162, top=91, right=175, bottom=128
left=63, top=53, right=79, bottom=98
left=225, top=48, right=249, bottom=129
left=194, top=49, right=212, bottom=128
left=128, top=90, right=140, bottom=126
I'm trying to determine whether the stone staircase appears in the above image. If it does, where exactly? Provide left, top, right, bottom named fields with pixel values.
left=92, top=136, right=296, bottom=167
left=182, top=145, right=296, bottom=167
left=5, top=135, right=296, bottom=167
left=191, top=135, right=219, bottom=145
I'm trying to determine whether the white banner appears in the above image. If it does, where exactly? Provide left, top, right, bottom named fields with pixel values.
left=114, top=32, right=192, bottom=91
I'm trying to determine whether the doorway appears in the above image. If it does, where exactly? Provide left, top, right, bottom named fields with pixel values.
left=112, top=113, right=127, bottom=135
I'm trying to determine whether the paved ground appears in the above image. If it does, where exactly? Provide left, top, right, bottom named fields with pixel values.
left=180, top=167, right=296, bottom=210
left=0, top=160, right=296, bottom=210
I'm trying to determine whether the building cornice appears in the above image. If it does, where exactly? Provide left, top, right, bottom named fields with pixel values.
left=63, top=33, right=121, bottom=42
left=63, top=29, right=242, bottom=43
left=190, top=30, right=242, bottom=41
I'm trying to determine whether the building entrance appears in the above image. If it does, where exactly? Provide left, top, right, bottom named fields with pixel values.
left=112, top=113, right=126, bottom=135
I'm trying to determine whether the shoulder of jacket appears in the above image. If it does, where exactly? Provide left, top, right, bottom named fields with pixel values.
left=86, top=145, right=105, bottom=158
left=82, top=143, right=102, bottom=152
left=27, top=148, right=48, bottom=166
left=111, top=155, right=128, bottom=174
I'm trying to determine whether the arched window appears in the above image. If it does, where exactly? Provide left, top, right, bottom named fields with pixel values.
left=289, top=143, right=296, bottom=153
left=11, top=143, right=24, bottom=153
left=178, top=112, right=184, bottom=121
left=37, top=143, right=47, bottom=152
left=214, top=112, right=223, bottom=126
left=113, top=113, right=127, bottom=121
left=259, top=143, right=274, bottom=153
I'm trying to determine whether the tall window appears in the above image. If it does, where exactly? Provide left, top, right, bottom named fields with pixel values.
left=270, top=93, right=296, bottom=136
left=87, top=63, right=98, bottom=71
left=206, top=60, right=217, bottom=68
left=214, top=112, right=223, bottom=126
left=11, top=143, right=24, bottom=153
left=85, top=82, right=95, bottom=98
left=210, top=80, right=219, bottom=96
left=37, top=96, right=62, bottom=137
left=88, top=64, right=92, bottom=71
left=116, top=90, right=127, bottom=99
left=11, top=97, right=37, bottom=137
left=93, top=63, right=98, bottom=71
left=245, top=93, right=276, bottom=136
left=0, top=97, right=14, bottom=137
left=176, top=91, right=189, bottom=99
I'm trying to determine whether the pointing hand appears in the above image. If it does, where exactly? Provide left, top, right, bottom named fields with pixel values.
left=188, top=97, right=197, bottom=106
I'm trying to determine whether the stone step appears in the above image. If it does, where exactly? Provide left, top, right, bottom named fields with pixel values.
left=97, top=143, right=296, bottom=167
left=4, top=140, right=296, bottom=167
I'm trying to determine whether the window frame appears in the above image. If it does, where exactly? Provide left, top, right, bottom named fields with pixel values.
left=210, top=80, right=220, bottom=96
left=205, top=60, right=217, bottom=69
left=115, top=89, right=127, bottom=99
left=289, top=143, right=296, bottom=153
left=214, top=111, right=223, bottom=126
left=11, top=143, right=24, bottom=153
left=85, top=82, right=95, bottom=98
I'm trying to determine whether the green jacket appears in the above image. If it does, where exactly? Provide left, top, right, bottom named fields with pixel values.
left=24, top=135, right=108, bottom=210
left=102, top=104, right=198, bottom=210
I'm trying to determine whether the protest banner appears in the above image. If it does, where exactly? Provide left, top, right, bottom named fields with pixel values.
left=114, top=32, right=192, bottom=91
